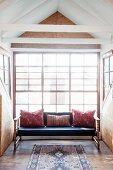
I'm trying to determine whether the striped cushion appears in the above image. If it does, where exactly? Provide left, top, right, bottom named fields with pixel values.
left=47, top=114, right=71, bottom=127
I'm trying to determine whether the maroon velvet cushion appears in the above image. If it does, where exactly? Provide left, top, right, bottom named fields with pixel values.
left=46, top=114, right=71, bottom=127
left=72, top=109, right=95, bottom=128
left=20, top=109, right=44, bottom=127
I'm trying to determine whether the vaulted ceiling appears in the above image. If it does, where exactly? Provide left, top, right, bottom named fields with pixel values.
left=0, top=0, right=113, bottom=46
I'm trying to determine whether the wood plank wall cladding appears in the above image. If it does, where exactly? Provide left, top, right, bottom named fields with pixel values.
left=102, top=89, right=113, bottom=152
left=0, top=81, right=13, bottom=156
left=11, top=12, right=100, bottom=49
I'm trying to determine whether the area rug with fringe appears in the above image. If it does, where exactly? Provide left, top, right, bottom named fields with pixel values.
left=26, top=145, right=93, bottom=170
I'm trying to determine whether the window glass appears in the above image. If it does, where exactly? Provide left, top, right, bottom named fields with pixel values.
left=103, top=53, right=113, bottom=99
left=71, top=54, right=83, bottom=66
left=29, top=54, right=42, bottom=66
left=16, top=54, right=28, bottom=66
left=84, top=54, right=97, bottom=66
left=14, top=53, right=98, bottom=113
left=0, top=54, right=10, bottom=95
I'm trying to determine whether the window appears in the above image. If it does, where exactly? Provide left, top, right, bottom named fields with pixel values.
left=103, top=51, right=113, bottom=99
left=0, top=53, right=10, bottom=95
left=14, top=52, right=99, bottom=116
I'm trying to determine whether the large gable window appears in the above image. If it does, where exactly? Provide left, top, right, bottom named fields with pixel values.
left=13, top=52, right=99, bottom=116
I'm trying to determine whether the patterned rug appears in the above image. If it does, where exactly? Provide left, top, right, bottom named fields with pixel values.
left=26, top=145, right=93, bottom=170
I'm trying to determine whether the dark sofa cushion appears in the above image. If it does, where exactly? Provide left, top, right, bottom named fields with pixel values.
left=18, top=127, right=96, bottom=136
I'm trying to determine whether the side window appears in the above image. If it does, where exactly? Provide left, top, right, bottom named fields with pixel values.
left=0, top=53, right=11, bottom=96
left=103, top=51, right=113, bottom=99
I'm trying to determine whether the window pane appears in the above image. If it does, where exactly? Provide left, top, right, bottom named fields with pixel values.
left=57, top=67, right=69, bottom=72
left=57, top=105, right=69, bottom=112
left=0, top=69, right=3, bottom=80
left=29, top=86, right=41, bottom=91
left=71, top=105, right=83, bottom=112
left=29, top=79, right=41, bottom=85
left=16, top=85, right=28, bottom=91
left=84, top=85, right=97, bottom=91
left=44, top=73, right=56, bottom=78
left=5, top=71, right=9, bottom=84
left=29, top=54, right=42, bottom=66
left=57, top=92, right=69, bottom=104
left=16, top=54, right=28, bottom=66
left=110, top=55, right=113, bottom=71
left=16, top=79, right=28, bottom=85
left=84, top=92, right=97, bottom=104
left=43, top=92, right=56, bottom=104
left=57, top=79, right=69, bottom=85
left=0, top=54, right=3, bottom=68
left=29, top=105, right=42, bottom=112
left=104, top=87, right=109, bottom=97
left=16, top=73, right=28, bottom=78
left=29, top=73, right=41, bottom=78
left=4, top=55, right=8, bottom=70
left=16, top=66, right=28, bottom=72
left=44, top=67, right=56, bottom=72
left=57, top=73, right=69, bottom=79
left=71, top=67, right=83, bottom=72
left=57, top=54, right=69, bottom=66
left=84, top=54, right=97, bottom=66
left=29, top=92, right=42, bottom=104
left=71, top=73, right=83, bottom=78
left=44, top=79, right=56, bottom=90
left=71, top=85, right=83, bottom=91
left=57, top=85, right=69, bottom=90
left=43, top=54, right=56, bottom=66
left=84, top=79, right=96, bottom=85
left=84, top=67, right=97, bottom=73
left=71, top=79, right=83, bottom=85
left=16, top=105, right=28, bottom=116
left=110, top=72, right=113, bottom=83
left=29, top=67, right=41, bottom=72
left=84, top=72, right=97, bottom=79
left=84, top=105, right=97, bottom=112
left=104, top=73, right=109, bottom=86
left=44, top=79, right=56, bottom=85
left=71, top=54, right=83, bottom=66
left=71, top=92, right=83, bottom=104
left=104, top=57, right=109, bottom=72
left=44, top=85, right=56, bottom=91
left=43, top=105, right=56, bottom=112
left=16, top=92, right=28, bottom=104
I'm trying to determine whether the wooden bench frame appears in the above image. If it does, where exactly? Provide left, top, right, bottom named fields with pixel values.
left=14, top=115, right=100, bottom=151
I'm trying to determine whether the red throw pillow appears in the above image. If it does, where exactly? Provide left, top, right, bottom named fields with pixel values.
left=72, top=109, right=95, bottom=128
left=20, top=109, right=44, bottom=127
left=47, top=115, right=71, bottom=127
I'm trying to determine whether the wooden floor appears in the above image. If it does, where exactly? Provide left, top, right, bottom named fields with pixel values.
left=0, top=139, right=113, bottom=170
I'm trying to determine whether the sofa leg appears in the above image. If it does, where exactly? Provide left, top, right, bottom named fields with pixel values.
left=14, top=136, right=21, bottom=151
left=93, top=136, right=100, bottom=150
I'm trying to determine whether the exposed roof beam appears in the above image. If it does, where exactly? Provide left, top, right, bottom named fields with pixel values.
left=2, top=37, right=110, bottom=44
left=0, top=24, right=113, bottom=33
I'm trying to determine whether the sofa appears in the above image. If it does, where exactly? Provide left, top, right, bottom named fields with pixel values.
left=14, top=110, right=100, bottom=150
